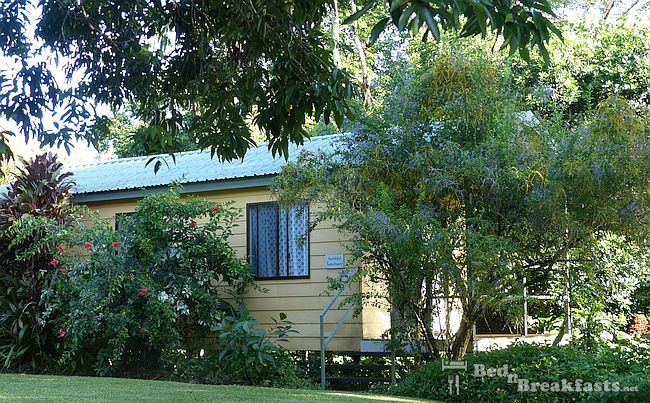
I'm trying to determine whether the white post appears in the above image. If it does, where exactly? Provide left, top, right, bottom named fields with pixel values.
left=523, top=277, right=528, bottom=336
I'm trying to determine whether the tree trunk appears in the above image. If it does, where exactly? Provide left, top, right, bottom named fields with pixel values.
left=417, top=280, right=440, bottom=357
left=602, top=0, right=616, bottom=19
left=622, top=0, right=650, bottom=17
left=331, top=0, right=341, bottom=68
left=553, top=317, right=567, bottom=346
left=349, top=0, right=373, bottom=106
left=450, top=315, right=474, bottom=359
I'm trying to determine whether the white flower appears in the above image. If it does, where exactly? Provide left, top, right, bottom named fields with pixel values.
left=176, top=300, right=189, bottom=315
left=158, top=291, right=170, bottom=302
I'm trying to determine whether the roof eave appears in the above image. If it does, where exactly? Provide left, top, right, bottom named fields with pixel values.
left=72, top=175, right=275, bottom=203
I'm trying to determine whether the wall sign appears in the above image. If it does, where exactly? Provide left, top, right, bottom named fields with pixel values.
left=325, top=254, right=345, bottom=269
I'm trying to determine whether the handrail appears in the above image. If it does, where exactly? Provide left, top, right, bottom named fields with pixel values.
left=320, top=268, right=357, bottom=390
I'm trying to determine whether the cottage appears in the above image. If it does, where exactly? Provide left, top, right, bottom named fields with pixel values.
left=67, top=133, right=391, bottom=353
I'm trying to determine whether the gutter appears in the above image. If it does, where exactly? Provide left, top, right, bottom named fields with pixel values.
left=72, top=175, right=275, bottom=203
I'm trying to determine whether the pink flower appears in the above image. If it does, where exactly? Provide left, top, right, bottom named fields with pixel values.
left=57, top=328, right=66, bottom=338
left=57, top=245, right=65, bottom=253
left=189, top=220, right=197, bottom=228
left=49, top=258, right=60, bottom=267
left=211, top=205, right=221, bottom=213
left=138, top=327, right=146, bottom=335
left=139, top=287, right=149, bottom=297
left=112, top=241, right=121, bottom=248
left=84, top=241, right=93, bottom=250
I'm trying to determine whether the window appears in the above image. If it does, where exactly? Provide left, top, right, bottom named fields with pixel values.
left=247, top=202, right=309, bottom=279
left=114, top=212, right=135, bottom=231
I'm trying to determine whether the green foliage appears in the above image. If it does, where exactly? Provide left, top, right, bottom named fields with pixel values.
left=213, top=306, right=299, bottom=386
left=566, top=235, right=650, bottom=350
left=344, top=0, right=560, bottom=62
left=275, top=48, right=650, bottom=360
left=391, top=342, right=650, bottom=402
left=92, top=113, right=201, bottom=158
left=54, top=189, right=252, bottom=376
left=163, top=348, right=315, bottom=389
left=512, top=19, right=650, bottom=123
left=0, top=257, right=59, bottom=372
left=0, top=0, right=560, bottom=163
left=161, top=348, right=226, bottom=385
left=2, top=0, right=355, bottom=161
left=0, top=153, right=73, bottom=228
left=0, top=154, right=75, bottom=371
left=632, top=279, right=650, bottom=316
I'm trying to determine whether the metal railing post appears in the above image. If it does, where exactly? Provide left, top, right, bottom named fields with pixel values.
left=319, top=269, right=357, bottom=391
left=390, top=350, right=397, bottom=386
left=320, top=313, right=326, bottom=390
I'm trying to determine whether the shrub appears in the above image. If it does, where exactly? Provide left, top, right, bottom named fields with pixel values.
left=0, top=154, right=75, bottom=371
left=391, top=343, right=650, bottom=402
left=213, top=305, right=301, bottom=386
left=162, top=348, right=225, bottom=384
left=54, top=188, right=252, bottom=376
left=163, top=348, right=315, bottom=389
left=0, top=153, right=74, bottom=229
left=161, top=306, right=313, bottom=389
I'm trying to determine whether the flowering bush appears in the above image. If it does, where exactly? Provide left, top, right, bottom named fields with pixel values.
left=54, top=188, right=252, bottom=376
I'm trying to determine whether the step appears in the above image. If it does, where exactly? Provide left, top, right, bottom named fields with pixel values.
left=330, top=351, right=392, bottom=357
left=328, top=350, right=435, bottom=358
left=326, top=376, right=391, bottom=385
left=328, top=363, right=392, bottom=371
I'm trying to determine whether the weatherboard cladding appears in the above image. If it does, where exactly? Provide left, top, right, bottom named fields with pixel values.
left=68, top=134, right=343, bottom=197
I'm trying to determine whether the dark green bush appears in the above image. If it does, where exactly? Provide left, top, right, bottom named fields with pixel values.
left=391, top=343, right=650, bottom=402
left=163, top=347, right=315, bottom=389
left=212, top=306, right=309, bottom=388
left=163, top=306, right=313, bottom=389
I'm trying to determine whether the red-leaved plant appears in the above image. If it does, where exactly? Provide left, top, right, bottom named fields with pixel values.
left=0, top=153, right=75, bottom=371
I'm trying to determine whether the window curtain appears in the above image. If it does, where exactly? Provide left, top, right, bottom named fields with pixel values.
left=287, top=204, right=309, bottom=276
left=249, top=203, right=308, bottom=278
left=249, top=204, right=278, bottom=278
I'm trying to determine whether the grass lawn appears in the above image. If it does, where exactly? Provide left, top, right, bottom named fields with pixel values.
left=0, top=374, right=429, bottom=402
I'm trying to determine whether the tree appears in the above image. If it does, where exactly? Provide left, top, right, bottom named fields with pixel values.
left=510, top=17, right=650, bottom=124
left=0, top=0, right=560, bottom=164
left=274, top=49, right=649, bottom=359
left=92, top=113, right=200, bottom=158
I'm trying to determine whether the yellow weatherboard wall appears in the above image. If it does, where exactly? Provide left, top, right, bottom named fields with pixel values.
left=80, top=186, right=389, bottom=351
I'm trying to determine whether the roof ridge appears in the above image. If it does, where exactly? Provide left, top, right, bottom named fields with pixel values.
left=67, top=148, right=203, bottom=169
left=68, top=132, right=348, bottom=170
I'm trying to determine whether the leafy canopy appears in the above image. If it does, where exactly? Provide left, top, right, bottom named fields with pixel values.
left=274, top=48, right=650, bottom=358
left=0, top=0, right=560, bottom=163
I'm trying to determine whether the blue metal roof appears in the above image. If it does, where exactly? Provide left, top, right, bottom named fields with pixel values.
left=68, top=133, right=344, bottom=199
